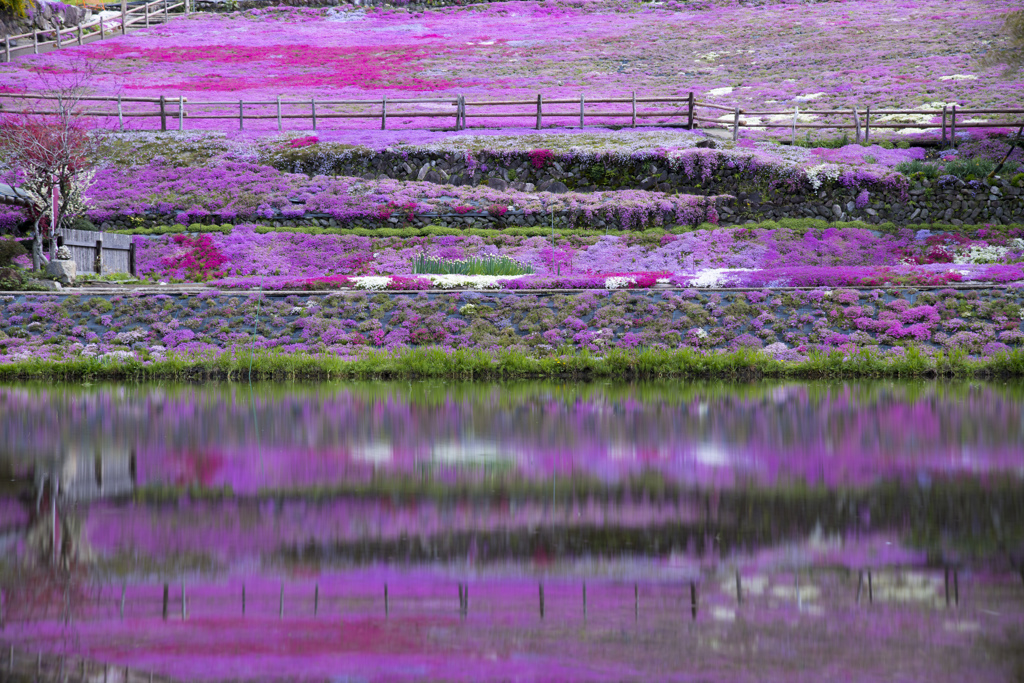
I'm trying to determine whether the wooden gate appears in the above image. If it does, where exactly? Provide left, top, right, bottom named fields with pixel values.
left=62, top=229, right=136, bottom=276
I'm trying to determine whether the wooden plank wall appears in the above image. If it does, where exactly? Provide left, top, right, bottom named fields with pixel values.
left=62, top=229, right=133, bottom=275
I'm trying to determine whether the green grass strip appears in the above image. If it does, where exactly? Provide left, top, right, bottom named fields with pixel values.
left=1, top=347, right=1022, bottom=382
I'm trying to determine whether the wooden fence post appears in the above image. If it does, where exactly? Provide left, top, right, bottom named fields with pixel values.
left=791, top=106, right=798, bottom=145
left=94, top=238, right=103, bottom=275
left=100, top=17, right=105, bottom=39
left=535, top=94, right=542, bottom=130
left=164, top=0, right=168, bottom=21
left=55, top=27, right=62, bottom=49
left=631, top=91, right=636, bottom=128
left=687, top=91, right=694, bottom=129
left=33, top=30, right=38, bottom=55
left=732, top=107, right=739, bottom=142
left=160, top=96, right=168, bottom=131
left=951, top=105, right=957, bottom=148
left=380, top=96, right=386, bottom=130
left=277, top=96, right=282, bottom=132
left=117, top=95, right=124, bottom=132
left=78, top=24, right=83, bottom=45
left=311, top=97, right=316, bottom=131
left=454, top=96, right=461, bottom=130
left=129, top=240, right=136, bottom=276
left=865, top=106, right=871, bottom=143
left=579, top=93, right=585, bottom=128
left=178, top=96, right=184, bottom=131
left=4, top=35, right=9, bottom=63
left=145, top=1, right=150, bottom=27
left=853, top=108, right=861, bottom=144
left=121, top=0, right=127, bottom=35
left=941, top=106, right=948, bottom=147
left=238, top=99, right=243, bottom=131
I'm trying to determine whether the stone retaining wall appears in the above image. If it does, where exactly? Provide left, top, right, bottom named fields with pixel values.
left=2, top=286, right=1021, bottom=362
left=267, top=148, right=1024, bottom=226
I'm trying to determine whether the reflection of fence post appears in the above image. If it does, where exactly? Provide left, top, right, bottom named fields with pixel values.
left=314, top=584, right=319, bottom=617
left=690, top=581, right=697, bottom=620
left=242, top=583, right=246, bottom=615
left=634, top=583, right=638, bottom=621
left=538, top=583, right=544, bottom=619
left=121, top=582, right=126, bottom=619
left=279, top=582, right=284, bottom=618
left=162, top=583, right=168, bottom=620
left=181, top=580, right=186, bottom=620
left=735, top=571, right=742, bottom=604
left=384, top=583, right=388, bottom=617
left=582, top=582, right=586, bottom=620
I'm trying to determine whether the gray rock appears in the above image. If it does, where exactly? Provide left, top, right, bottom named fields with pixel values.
left=537, top=180, right=569, bottom=194
left=46, top=259, right=76, bottom=286
left=485, top=178, right=509, bottom=191
left=28, top=278, right=61, bottom=291
left=832, top=204, right=842, bottom=218
left=416, top=163, right=431, bottom=181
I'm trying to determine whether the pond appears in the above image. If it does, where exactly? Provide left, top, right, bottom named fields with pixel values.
left=1, top=381, right=1022, bottom=682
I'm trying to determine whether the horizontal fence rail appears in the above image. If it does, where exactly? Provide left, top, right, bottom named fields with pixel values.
left=2, top=0, right=190, bottom=63
left=0, top=88, right=1020, bottom=142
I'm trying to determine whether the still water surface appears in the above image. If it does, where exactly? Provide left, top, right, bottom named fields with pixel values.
left=0, top=381, right=1022, bottom=681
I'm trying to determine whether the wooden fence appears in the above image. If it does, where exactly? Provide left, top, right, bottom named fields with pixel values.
left=63, top=229, right=136, bottom=276
left=0, top=88, right=1021, bottom=142
left=1, top=0, right=190, bottom=63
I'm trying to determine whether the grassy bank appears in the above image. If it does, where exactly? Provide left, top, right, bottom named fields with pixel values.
left=1, top=347, right=1023, bottom=382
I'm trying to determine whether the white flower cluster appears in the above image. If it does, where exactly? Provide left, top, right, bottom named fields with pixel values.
left=428, top=275, right=511, bottom=289
left=350, top=276, right=392, bottom=290
left=805, top=163, right=843, bottom=190
left=952, top=241, right=1023, bottom=264
left=605, top=276, right=636, bottom=289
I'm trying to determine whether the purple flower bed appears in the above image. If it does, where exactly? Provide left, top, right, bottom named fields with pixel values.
left=131, top=224, right=1024, bottom=286
left=1, top=0, right=1019, bottom=135
left=0, top=286, right=1021, bottom=361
